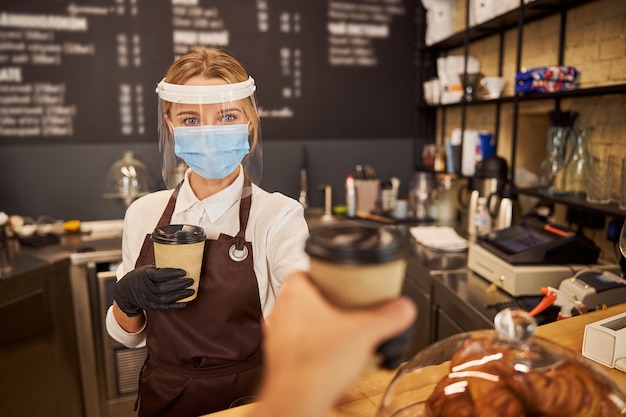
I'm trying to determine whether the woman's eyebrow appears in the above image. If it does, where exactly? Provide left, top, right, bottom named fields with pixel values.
left=218, top=107, right=243, bottom=114
left=175, top=110, right=200, bottom=117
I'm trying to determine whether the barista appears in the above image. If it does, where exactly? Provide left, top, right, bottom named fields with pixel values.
left=105, top=47, right=309, bottom=417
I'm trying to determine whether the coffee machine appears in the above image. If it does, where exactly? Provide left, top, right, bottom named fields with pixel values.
left=464, top=156, right=516, bottom=236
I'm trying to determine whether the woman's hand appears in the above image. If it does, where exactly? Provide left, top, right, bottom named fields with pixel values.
left=112, top=265, right=194, bottom=334
left=254, top=271, right=417, bottom=417
left=114, top=265, right=194, bottom=317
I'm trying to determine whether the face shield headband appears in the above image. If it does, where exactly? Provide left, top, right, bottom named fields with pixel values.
left=156, top=77, right=263, bottom=189
left=157, top=76, right=256, bottom=104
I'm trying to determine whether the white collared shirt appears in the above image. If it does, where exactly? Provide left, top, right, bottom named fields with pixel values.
left=106, top=167, right=310, bottom=347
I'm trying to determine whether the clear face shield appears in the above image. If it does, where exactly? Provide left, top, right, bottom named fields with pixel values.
left=156, top=76, right=262, bottom=189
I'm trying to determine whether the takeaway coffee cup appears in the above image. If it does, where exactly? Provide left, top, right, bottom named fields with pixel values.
left=151, top=224, right=206, bottom=302
left=305, top=223, right=411, bottom=368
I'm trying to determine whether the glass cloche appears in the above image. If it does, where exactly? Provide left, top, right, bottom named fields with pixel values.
left=103, top=150, right=154, bottom=206
left=377, top=309, right=626, bottom=417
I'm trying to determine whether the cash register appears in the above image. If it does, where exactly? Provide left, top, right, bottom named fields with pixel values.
left=468, top=220, right=621, bottom=296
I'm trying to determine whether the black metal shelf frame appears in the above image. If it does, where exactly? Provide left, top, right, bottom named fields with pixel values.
left=428, top=83, right=626, bottom=109
left=517, top=188, right=626, bottom=218
left=423, top=0, right=624, bottom=217
left=429, top=0, right=593, bottom=51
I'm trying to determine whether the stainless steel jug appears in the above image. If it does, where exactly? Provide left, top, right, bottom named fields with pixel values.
left=459, top=156, right=508, bottom=235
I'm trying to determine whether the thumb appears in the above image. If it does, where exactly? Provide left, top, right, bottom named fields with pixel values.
left=360, top=297, right=417, bottom=346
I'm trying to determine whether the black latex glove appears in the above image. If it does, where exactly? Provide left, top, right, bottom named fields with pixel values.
left=114, top=265, right=195, bottom=317
left=376, top=326, right=415, bottom=369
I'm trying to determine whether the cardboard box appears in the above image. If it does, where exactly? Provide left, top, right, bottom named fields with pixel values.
left=422, top=0, right=455, bottom=46
left=469, top=0, right=498, bottom=26
left=583, top=312, right=626, bottom=368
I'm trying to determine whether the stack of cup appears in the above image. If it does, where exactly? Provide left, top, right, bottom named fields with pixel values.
left=586, top=153, right=626, bottom=210
left=586, top=155, right=612, bottom=204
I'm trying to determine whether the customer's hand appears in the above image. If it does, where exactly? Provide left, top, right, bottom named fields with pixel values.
left=114, top=265, right=195, bottom=317
left=255, top=271, right=417, bottom=417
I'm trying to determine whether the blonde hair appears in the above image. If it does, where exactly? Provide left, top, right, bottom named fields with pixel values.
left=162, top=47, right=259, bottom=149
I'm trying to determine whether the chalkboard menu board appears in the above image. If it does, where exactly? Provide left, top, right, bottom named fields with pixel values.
left=0, top=0, right=415, bottom=143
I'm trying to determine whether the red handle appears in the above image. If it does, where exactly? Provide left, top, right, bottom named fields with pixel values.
left=528, top=287, right=557, bottom=316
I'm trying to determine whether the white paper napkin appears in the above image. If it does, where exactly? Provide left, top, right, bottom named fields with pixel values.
left=410, top=226, right=468, bottom=251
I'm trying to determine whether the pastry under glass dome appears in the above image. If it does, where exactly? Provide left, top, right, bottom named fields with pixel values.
left=103, top=150, right=154, bottom=207
left=377, top=309, right=626, bottom=417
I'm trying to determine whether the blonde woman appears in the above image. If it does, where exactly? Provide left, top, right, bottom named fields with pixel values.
left=106, top=47, right=309, bottom=417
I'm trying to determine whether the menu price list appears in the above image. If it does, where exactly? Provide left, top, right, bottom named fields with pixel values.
left=0, top=0, right=153, bottom=143
left=0, top=0, right=415, bottom=144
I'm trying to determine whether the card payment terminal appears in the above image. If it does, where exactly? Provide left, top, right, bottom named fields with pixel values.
left=478, top=220, right=600, bottom=265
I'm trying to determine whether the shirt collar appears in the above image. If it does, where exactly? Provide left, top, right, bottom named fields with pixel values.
left=175, top=167, right=244, bottom=222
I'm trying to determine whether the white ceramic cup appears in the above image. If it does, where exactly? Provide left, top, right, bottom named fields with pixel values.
left=480, top=76, right=506, bottom=99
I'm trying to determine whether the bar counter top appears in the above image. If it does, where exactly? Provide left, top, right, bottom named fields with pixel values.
left=206, top=302, right=626, bottom=417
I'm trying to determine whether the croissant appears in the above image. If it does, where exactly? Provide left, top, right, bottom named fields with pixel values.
left=426, top=338, right=524, bottom=417
left=425, top=376, right=474, bottom=417
left=424, top=336, right=624, bottom=417
left=509, top=358, right=621, bottom=417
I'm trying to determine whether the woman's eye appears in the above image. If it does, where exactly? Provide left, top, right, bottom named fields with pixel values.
left=183, top=117, right=199, bottom=126
left=220, top=113, right=237, bottom=123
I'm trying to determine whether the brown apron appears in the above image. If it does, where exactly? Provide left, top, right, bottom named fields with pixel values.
left=134, top=178, right=263, bottom=417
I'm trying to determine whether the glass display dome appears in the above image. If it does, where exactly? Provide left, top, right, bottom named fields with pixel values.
left=103, top=150, right=154, bottom=206
left=377, top=309, right=626, bottom=417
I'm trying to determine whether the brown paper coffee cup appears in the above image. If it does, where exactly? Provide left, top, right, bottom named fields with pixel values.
left=305, top=223, right=408, bottom=308
left=305, top=223, right=411, bottom=369
left=308, top=258, right=406, bottom=308
left=151, top=224, right=206, bottom=302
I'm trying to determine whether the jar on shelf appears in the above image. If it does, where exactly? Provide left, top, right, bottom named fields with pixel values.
left=563, top=127, right=593, bottom=196
left=539, top=127, right=570, bottom=195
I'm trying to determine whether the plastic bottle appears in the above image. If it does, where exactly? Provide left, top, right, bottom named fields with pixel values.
left=433, top=174, right=457, bottom=227
left=345, top=174, right=356, bottom=217
left=473, top=196, right=491, bottom=236
left=380, top=180, right=394, bottom=213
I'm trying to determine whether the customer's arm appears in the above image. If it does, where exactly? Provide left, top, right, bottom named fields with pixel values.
left=253, top=271, right=417, bottom=417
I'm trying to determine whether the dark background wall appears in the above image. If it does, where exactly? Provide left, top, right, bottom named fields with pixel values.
left=0, top=1, right=431, bottom=221
left=0, top=138, right=417, bottom=220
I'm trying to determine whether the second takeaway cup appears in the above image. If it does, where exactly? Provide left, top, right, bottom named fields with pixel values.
left=151, top=224, right=206, bottom=302
left=304, top=223, right=411, bottom=368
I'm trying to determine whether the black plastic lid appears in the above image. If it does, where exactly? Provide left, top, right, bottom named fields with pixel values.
left=151, top=224, right=206, bottom=244
left=475, top=155, right=508, bottom=179
left=305, top=223, right=407, bottom=265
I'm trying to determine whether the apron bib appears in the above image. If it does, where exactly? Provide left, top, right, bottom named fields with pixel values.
left=134, top=179, right=263, bottom=417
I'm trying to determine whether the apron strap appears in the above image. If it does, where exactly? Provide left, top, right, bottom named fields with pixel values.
left=156, top=178, right=251, bottom=250
left=157, top=182, right=182, bottom=227
left=234, top=177, right=252, bottom=250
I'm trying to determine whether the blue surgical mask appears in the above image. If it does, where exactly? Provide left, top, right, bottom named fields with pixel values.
left=174, top=124, right=250, bottom=180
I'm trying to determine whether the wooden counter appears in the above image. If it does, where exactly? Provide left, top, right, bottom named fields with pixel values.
left=535, top=302, right=626, bottom=388
left=205, top=303, right=626, bottom=417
